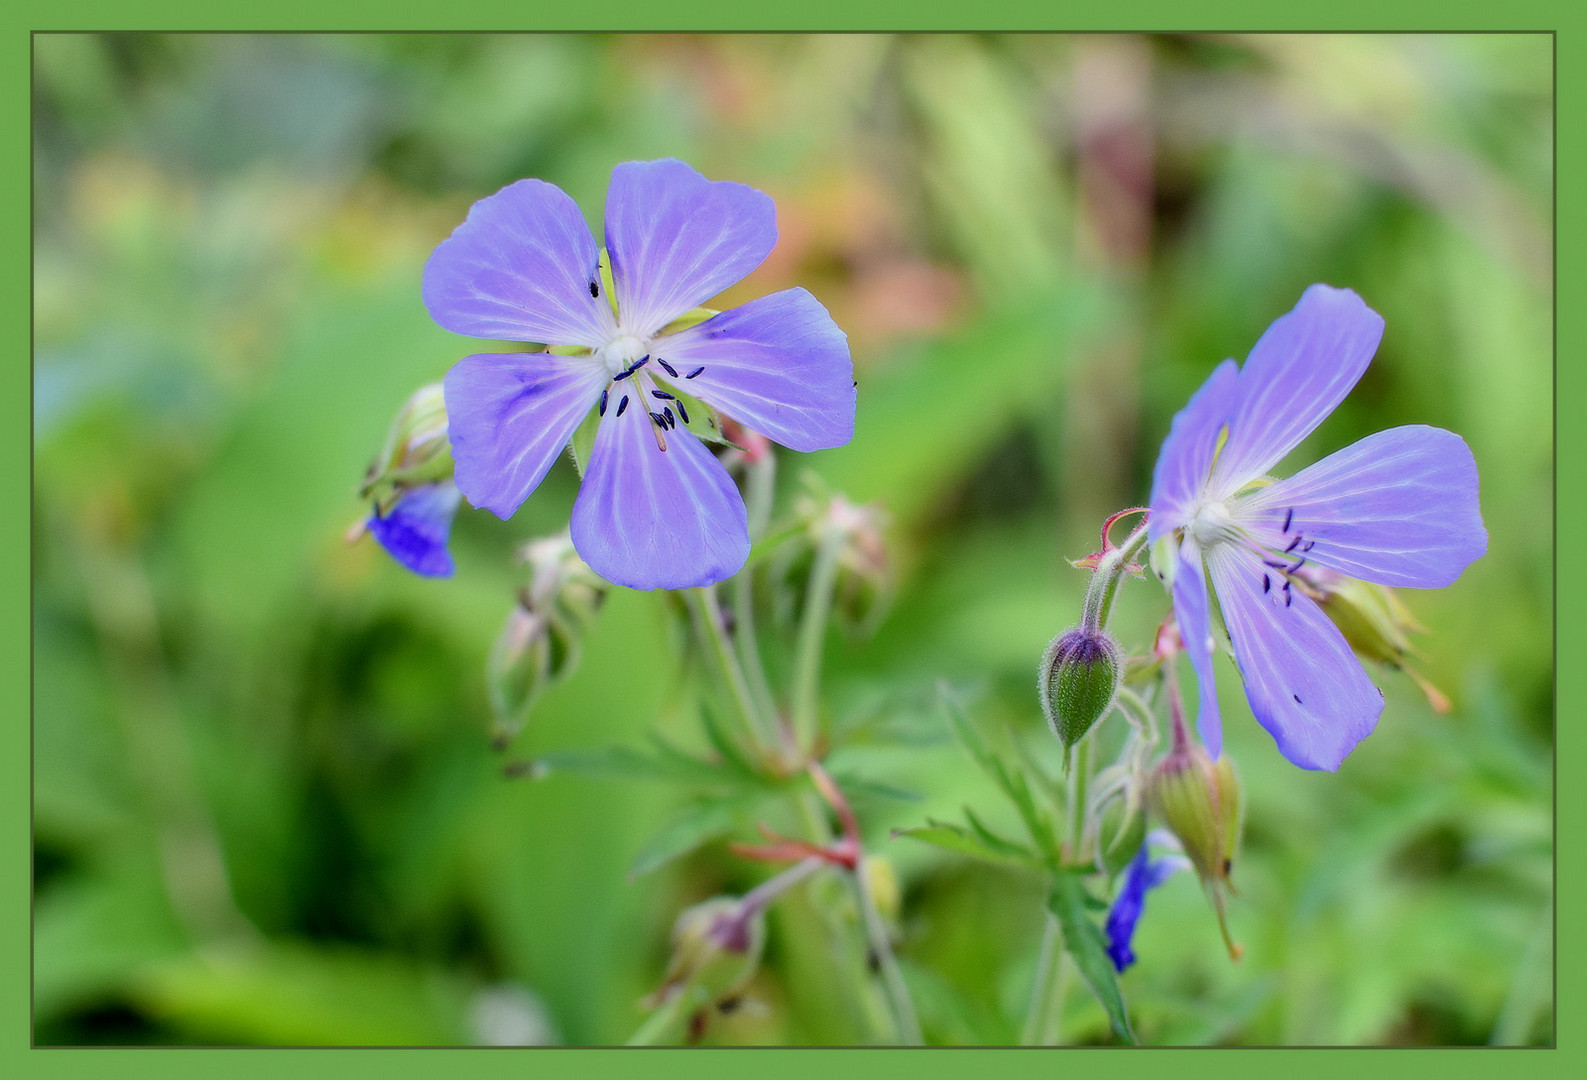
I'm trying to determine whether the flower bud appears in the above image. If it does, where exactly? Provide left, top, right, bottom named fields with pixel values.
left=781, top=480, right=893, bottom=636
left=360, top=383, right=453, bottom=503
left=486, top=534, right=606, bottom=746
left=1095, top=793, right=1148, bottom=878
left=1300, top=567, right=1450, bottom=713
left=1039, top=626, right=1122, bottom=750
left=1147, top=745, right=1241, bottom=890
left=648, top=896, right=766, bottom=1009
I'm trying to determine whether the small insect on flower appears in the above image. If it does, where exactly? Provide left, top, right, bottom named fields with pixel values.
left=1147, top=285, right=1487, bottom=771
left=424, top=159, right=856, bottom=591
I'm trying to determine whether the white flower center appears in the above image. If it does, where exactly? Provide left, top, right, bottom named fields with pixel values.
left=597, top=333, right=650, bottom=376
left=1190, top=498, right=1241, bottom=549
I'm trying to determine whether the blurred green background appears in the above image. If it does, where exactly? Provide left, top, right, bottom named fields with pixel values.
left=31, top=33, right=1552, bottom=1046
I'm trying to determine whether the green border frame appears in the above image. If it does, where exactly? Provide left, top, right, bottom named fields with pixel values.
left=11, top=2, right=1576, bottom=1077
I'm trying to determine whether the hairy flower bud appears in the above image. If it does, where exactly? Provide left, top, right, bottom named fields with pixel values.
left=1039, top=627, right=1122, bottom=750
left=486, top=534, right=605, bottom=747
left=360, top=383, right=453, bottom=504
left=648, top=896, right=766, bottom=1009
left=1147, top=744, right=1241, bottom=890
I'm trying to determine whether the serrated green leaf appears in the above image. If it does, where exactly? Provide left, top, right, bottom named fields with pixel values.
left=939, top=686, right=1058, bottom=861
left=628, top=799, right=743, bottom=879
left=1048, top=870, right=1136, bottom=1044
left=890, top=818, right=1041, bottom=870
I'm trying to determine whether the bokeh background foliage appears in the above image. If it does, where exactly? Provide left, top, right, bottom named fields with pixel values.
left=32, top=33, right=1551, bottom=1046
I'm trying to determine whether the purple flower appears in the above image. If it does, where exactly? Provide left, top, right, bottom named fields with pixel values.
left=424, top=159, right=855, bottom=591
left=367, top=481, right=463, bottom=578
left=1105, top=839, right=1187, bottom=973
left=1149, top=285, right=1487, bottom=771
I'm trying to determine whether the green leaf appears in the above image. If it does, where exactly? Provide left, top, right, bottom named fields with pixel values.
left=890, top=817, right=1042, bottom=870
left=1048, top=870, right=1136, bottom=1044
left=530, top=743, right=723, bottom=786
left=939, top=685, right=1058, bottom=861
left=628, top=798, right=748, bottom=879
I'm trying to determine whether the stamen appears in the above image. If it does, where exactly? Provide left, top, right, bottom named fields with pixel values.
left=651, top=389, right=674, bottom=400
left=686, top=366, right=704, bottom=379
left=599, top=388, right=608, bottom=416
left=1282, top=508, right=1294, bottom=533
left=612, top=356, right=651, bottom=382
left=616, top=395, right=629, bottom=417
left=1282, top=582, right=1293, bottom=607
left=1284, top=535, right=1303, bottom=553
left=1261, top=575, right=1271, bottom=594
left=649, top=411, right=668, bottom=427
left=1303, top=539, right=1316, bottom=552
left=675, top=400, right=690, bottom=425
left=663, top=407, right=675, bottom=428
left=1285, top=558, right=1305, bottom=575
left=656, top=358, right=679, bottom=377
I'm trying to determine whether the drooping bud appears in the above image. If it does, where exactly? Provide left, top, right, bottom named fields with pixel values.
left=1300, top=567, right=1450, bottom=712
left=647, top=896, right=766, bottom=1010
left=1039, top=626, right=1122, bottom=751
left=486, top=534, right=606, bottom=747
left=360, top=383, right=452, bottom=505
left=1147, top=743, right=1243, bottom=960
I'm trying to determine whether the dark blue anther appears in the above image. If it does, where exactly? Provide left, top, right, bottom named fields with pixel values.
left=663, top=407, right=675, bottom=428
left=656, top=358, right=679, bottom=377
left=652, top=389, right=674, bottom=400
left=1285, top=535, right=1303, bottom=553
left=1286, top=558, right=1305, bottom=575
left=686, top=366, right=704, bottom=379
left=1261, top=575, right=1271, bottom=594
left=649, top=411, right=667, bottom=427
left=612, top=368, right=634, bottom=382
left=1303, top=539, right=1316, bottom=552
left=675, top=400, right=690, bottom=425
left=1282, top=507, right=1294, bottom=532
left=1283, top=582, right=1293, bottom=607
left=599, top=388, right=608, bottom=416
left=616, top=395, right=629, bottom=417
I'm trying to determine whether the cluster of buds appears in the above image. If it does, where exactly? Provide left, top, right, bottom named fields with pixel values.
left=486, top=534, right=607, bottom=748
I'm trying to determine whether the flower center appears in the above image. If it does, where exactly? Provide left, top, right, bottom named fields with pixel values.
left=597, top=333, right=650, bottom=376
left=1189, top=499, right=1240, bottom=549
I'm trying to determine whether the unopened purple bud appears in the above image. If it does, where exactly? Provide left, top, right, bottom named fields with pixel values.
left=1039, top=626, right=1122, bottom=750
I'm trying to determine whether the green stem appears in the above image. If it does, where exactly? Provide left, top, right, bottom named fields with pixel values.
left=1081, top=520, right=1152, bottom=631
left=1019, top=912, right=1061, bottom=1045
left=626, top=985, right=706, bottom=1046
left=688, top=586, right=777, bottom=752
left=1066, top=736, right=1092, bottom=863
left=852, top=859, right=923, bottom=1045
left=791, top=525, right=846, bottom=751
left=733, top=571, right=779, bottom=743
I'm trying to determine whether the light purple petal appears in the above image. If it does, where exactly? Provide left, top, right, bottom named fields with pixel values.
left=443, top=353, right=607, bottom=520
left=570, top=395, right=750, bottom=591
left=1172, top=540, right=1225, bottom=758
left=367, top=483, right=462, bottom=578
left=604, top=159, right=777, bottom=339
left=1148, top=360, right=1240, bottom=544
left=655, top=288, right=855, bottom=452
left=423, top=179, right=617, bottom=348
left=1206, top=544, right=1384, bottom=771
left=1208, top=285, right=1385, bottom=495
left=1243, top=426, right=1487, bottom=588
